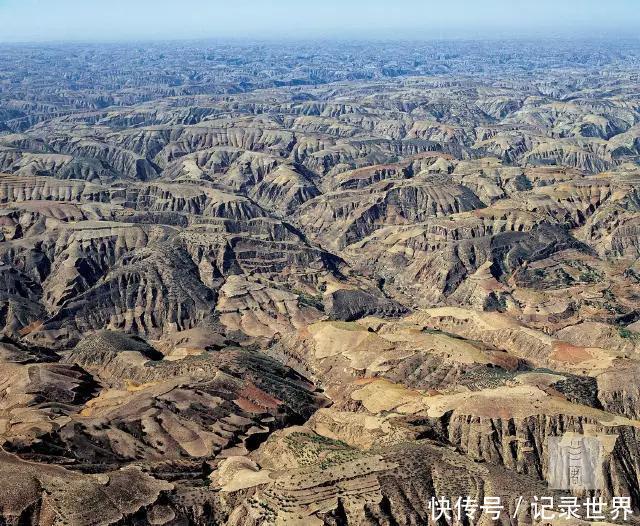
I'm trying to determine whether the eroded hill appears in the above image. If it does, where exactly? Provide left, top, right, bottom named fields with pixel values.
left=0, top=40, right=639, bottom=525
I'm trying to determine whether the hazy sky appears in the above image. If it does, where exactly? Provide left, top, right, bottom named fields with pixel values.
left=0, top=0, right=638, bottom=43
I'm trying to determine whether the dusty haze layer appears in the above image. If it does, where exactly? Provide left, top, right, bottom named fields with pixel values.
left=2, top=0, right=639, bottom=42
left=0, top=39, right=640, bottom=525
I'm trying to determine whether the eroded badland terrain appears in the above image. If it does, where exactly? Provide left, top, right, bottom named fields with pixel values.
left=0, top=40, right=640, bottom=524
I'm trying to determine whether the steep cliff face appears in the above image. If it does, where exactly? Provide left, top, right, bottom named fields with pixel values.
left=430, top=387, right=640, bottom=502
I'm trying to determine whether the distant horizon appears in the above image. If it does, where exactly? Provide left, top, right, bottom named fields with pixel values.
left=0, top=0, right=638, bottom=44
left=2, top=33, right=640, bottom=47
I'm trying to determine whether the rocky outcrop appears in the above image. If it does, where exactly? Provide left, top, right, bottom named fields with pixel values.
left=325, top=289, right=408, bottom=321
